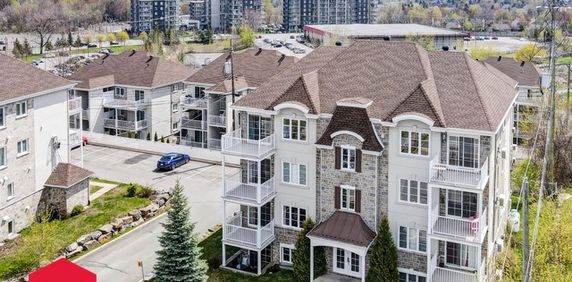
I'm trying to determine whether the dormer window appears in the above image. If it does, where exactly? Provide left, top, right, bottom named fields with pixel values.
left=341, top=146, right=356, bottom=171
left=400, top=130, right=429, bottom=156
left=282, top=118, right=307, bottom=141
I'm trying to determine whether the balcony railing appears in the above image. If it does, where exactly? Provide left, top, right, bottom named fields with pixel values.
left=68, top=97, right=81, bottom=114
left=224, top=175, right=275, bottom=204
left=430, top=254, right=480, bottom=282
left=430, top=204, right=488, bottom=243
left=181, top=117, right=207, bottom=130
left=221, top=129, right=275, bottom=159
left=180, top=96, right=207, bottom=109
left=81, top=109, right=89, bottom=120
left=429, top=155, right=489, bottom=190
left=209, top=138, right=221, bottom=150
left=180, top=137, right=207, bottom=148
left=104, top=119, right=148, bottom=131
left=69, top=129, right=82, bottom=147
left=209, top=114, right=226, bottom=127
left=516, top=94, right=543, bottom=107
left=223, top=213, right=275, bottom=249
left=103, top=98, right=146, bottom=110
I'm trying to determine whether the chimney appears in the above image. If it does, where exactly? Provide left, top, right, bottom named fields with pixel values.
left=335, top=41, right=342, bottom=46
left=442, top=46, right=449, bottom=51
left=383, top=36, right=391, bottom=41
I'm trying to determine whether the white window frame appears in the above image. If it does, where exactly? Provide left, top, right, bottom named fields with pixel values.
left=398, top=269, right=427, bottom=282
left=399, top=130, right=430, bottom=157
left=114, top=87, right=126, bottom=97
left=340, top=185, right=356, bottom=212
left=398, top=179, right=428, bottom=205
left=135, top=90, right=145, bottom=101
left=280, top=243, right=295, bottom=265
left=247, top=206, right=258, bottom=227
left=282, top=117, right=307, bottom=141
left=7, top=220, right=14, bottom=235
left=447, top=134, right=480, bottom=169
left=0, top=107, right=5, bottom=128
left=282, top=162, right=307, bottom=186
left=172, top=103, right=178, bottom=113
left=340, top=145, right=356, bottom=172
left=7, top=182, right=14, bottom=201
left=398, top=226, right=427, bottom=253
left=0, top=146, right=6, bottom=169
left=282, top=205, right=307, bottom=229
left=15, top=101, right=27, bottom=118
left=17, top=139, right=29, bottom=157
left=172, top=122, right=178, bottom=131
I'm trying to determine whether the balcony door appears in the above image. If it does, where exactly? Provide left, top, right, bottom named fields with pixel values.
left=248, top=115, right=272, bottom=140
left=446, top=190, right=478, bottom=219
left=448, top=136, right=479, bottom=168
left=245, top=160, right=272, bottom=184
left=445, top=242, right=477, bottom=270
left=333, top=248, right=361, bottom=278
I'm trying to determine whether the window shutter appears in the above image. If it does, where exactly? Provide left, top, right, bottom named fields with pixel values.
left=334, top=186, right=341, bottom=209
left=335, top=146, right=341, bottom=169
left=355, top=189, right=362, bottom=213
left=356, top=149, right=362, bottom=173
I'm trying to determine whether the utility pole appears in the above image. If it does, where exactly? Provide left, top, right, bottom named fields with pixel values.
left=229, top=23, right=236, bottom=131
left=522, top=178, right=529, bottom=282
left=566, top=63, right=570, bottom=124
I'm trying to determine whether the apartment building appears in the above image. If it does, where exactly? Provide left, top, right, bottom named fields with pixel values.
left=69, top=51, right=194, bottom=139
left=219, top=41, right=518, bottom=281
left=283, top=0, right=377, bottom=31
left=484, top=56, right=548, bottom=145
left=189, top=0, right=207, bottom=28
left=131, top=0, right=180, bottom=34
left=180, top=48, right=295, bottom=149
left=0, top=55, right=78, bottom=241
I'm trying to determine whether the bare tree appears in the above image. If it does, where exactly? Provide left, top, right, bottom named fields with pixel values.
left=243, top=9, right=263, bottom=31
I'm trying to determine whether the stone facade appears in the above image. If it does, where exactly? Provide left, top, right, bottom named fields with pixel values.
left=39, top=178, right=90, bottom=217
left=272, top=226, right=299, bottom=264
left=397, top=250, right=427, bottom=273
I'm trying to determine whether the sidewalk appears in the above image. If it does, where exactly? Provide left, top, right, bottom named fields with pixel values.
left=90, top=181, right=117, bottom=201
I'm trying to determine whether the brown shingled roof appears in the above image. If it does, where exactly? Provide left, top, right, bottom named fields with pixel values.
left=186, top=48, right=296, bottom=90
left=308, top=211, right=376, bottom=246
left=0, top=54, right=74, bottom=102
left=44, top=163, right=93, bottom=188
left=484, top=57, right=541, bottom=88
left=235, top=41, right=518, bottom=132
left=69, top=51, right=195, bottom=89
left=316, top=106, right=383, bottom=151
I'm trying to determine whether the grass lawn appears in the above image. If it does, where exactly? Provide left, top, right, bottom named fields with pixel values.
left=90, top=177, right=121, bottom=185
left=0, top=183, right=150, bottom=280
left=89, top=185, right=103, bottom=195
left=198, top=229, right=294, bottom=282
left=23, top=45, right=142, bottom=63
left=187, top=40, right=231, bottom=53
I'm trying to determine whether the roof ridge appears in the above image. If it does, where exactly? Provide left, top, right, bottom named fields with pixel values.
left=301, top=71, right=319, bottom=113
left=464, top=54, right=493, bottom=130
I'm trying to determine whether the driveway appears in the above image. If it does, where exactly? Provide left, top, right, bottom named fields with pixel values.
left=70, top=145, right=238, bottom=282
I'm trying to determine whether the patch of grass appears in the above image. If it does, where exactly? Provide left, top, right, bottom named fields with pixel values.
left=187, top=40, right=231, bottom=53
left=0, top=184, right=150, bottom=280
left=89, top=185, right=103, bottom=195
left=557, top=56, right=572, bottom=64
left=23, top=45, right=142, bottom=63
left=197, top=229, right=293, bottom=282
left=90, top=177, right=120, bottom=185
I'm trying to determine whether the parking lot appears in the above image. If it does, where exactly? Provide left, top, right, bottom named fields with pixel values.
left=255, top=33, right=313, bottom=58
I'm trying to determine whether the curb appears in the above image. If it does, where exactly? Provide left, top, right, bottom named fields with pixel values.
left=88, top=142, right=240, bottom=168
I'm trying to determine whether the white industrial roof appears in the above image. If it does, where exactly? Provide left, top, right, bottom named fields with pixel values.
left=304, top=24, right=465, bottom=37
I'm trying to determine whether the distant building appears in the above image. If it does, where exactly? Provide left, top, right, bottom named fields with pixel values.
left=131, top=0, right=180, bottom=34
left=188, top=0, right=207, bottom=29
left=200, top=0, right=262, bottom=31
left=304, top=23, right=466, bottom=49
left=283, top=0, right=378, bottom=31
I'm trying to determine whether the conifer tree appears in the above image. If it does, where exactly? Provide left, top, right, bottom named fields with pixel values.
left=292, top=218, right=326, bottom=281
left=366, top=216, right=398, bottom=282
left=154, top=181, right=208, bottom=282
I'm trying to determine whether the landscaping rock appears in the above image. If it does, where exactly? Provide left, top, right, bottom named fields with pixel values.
left=154, top=198, right=166, bottom=207
left=140, top=203, right=159, bottom=217
left=129, top=209, right=141, bottom=221
left=131, top=218, right=144, bottom=227
left=98, top=233, right=112, bottom=243
left=157, top=193, right=170, bottom=201
left=76, top=234, right=92, bottom=245
left=120, top=216, right=134, bottom=225
left=65, top=242, right=79, bottom=253
left=111, top=219, right=124, bottom=230
left=99, top=224, right=114, bottom=234
left=66, top=246, right=83, bottom=258
left=89, top=230, right=103, bottom=241
left=83, top=240, right=99, bottom=250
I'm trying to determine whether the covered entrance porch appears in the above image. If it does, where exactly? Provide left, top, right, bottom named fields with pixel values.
left=307, top=211, right=376, bottom=282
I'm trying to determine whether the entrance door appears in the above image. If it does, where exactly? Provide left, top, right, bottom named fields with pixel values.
left=333, top=248, right=361, bottom=278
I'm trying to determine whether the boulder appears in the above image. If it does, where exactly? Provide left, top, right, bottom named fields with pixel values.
left=120, top=216, right=134, bottom=225
left=89, top=230, right=103, bottom=241
left=131, top=218, right=145, bottom=227
left=140, top=203, right=159, bottom=216
left=65, top=242, right=79, bottom=253
left=111, top=219, right=124, bottom=230
left=154, top=198, right=166, bottom=207
left=157, top=193, right=170, bottom=201
left=143, top=211, right=155, bottom=220
left=99, top=224, right=114, bottom=234
left=76, top=234, right=92, bottom=245
left=83, top=240, right=98, bottom=250
left=66, top=246, right=83, bottom=258
left=129, top=209, right=141, bottom=221
left=98, top=233, right=112, bottom=243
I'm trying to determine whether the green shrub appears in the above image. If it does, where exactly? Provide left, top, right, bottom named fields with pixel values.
left=154, top=132, right=158, bottom=142
left=70, top=205, right=84, bottom=217
left=136, top=186, right=154, bottom=198
left=160, top=136, right=165, bottom=143
left=126, top=184, right=137, bottom=197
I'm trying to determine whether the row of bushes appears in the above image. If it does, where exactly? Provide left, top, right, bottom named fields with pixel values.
left=126, top=184, right=154, bottom=198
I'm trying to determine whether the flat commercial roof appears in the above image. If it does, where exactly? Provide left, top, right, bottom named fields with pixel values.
left=304, top=24, right=465, bottom=38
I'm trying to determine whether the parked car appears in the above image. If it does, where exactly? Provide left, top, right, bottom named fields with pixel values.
left=0, top=40, right=5, bottom=45
left=273, top=43, right=283, bottom=48
left=31, top=60, right=43, bottom=66
left=263, top=38, right=271, bottom=44
left=290, top=35, right=295, bottom=39
left=87, top=43, right=98, bottom=48
left=492, top=36, right=499, bottom=40
left=156, top=153, right=190, bottom=171
left=285, top=43, right=294, bottom=49
left=296, top=37, right=305, bottom=43
left=110, top=41, right=119, bottom=46
left=293, top=48, right=306, bottom=54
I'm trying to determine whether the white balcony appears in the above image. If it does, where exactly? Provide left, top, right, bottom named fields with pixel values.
left=430, top=204, right=488, bottom=243
left=430, top=254, right=485, bottom=282
left=221, top=129, right=275, bottom=159
left=68, top=97, right=81, bottom=114
left=209, top=114, right=226, bottom=127
left=516, top=93, right=543, bottom=107
left=181, top=117, right=207, bottom=130
left=104, top=119, right=148, bottom=131
left=224, top=176, right=275, bottom=205
left=223, top=213, right=275, bottom=249
left=429, top=156, right=489, bottom=190
left=81, top=109, right=89, bottom=120
left=209, top=138, right=221, bottom=150
left=180, top=96, right=207, bottom=109
left=180, top=136, right=207, bottom=148
left=103, top=98, right=146, bottom=110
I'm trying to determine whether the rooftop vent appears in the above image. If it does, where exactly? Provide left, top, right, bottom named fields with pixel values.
left=146, top=56, right=154, bottom=63
left=442, top=46, right=449, bottom=51
left=129, top=50, right=137, bottom=57
left=256, top=48, right=262, bottom=55
left=520, top=61, right=525, bottom=67
left=278, top=54, right=286, bottom=64
left=497, top=56, right=502, bottom=61
left=335, top=41, right=342, bottom=46
left=383, top=36, right=391, bottom=41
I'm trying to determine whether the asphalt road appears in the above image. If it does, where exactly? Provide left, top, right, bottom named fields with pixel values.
left=71, top=145, right=238, bottom=282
